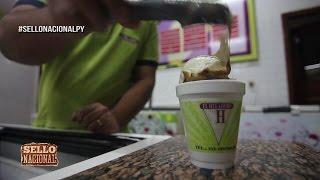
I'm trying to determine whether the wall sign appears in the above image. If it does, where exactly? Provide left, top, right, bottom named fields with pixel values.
left=157, top=0, right=258, bottom=69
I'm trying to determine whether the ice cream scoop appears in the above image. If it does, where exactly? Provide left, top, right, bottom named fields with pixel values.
left=180, top=35, right=231, bottom=83
left=121, top=0, right=232, bottom=27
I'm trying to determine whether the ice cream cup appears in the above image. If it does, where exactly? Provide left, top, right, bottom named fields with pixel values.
left=176, top=80, right=245, bottom=169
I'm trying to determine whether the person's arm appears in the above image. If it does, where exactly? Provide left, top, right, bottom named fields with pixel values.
left=112, top=65, right=156, bottom=129
left=0, top=5, right=83, bottom=65
left=0, top=0, right=138, bottom=65
left=71, top=65, right=156, bottom=133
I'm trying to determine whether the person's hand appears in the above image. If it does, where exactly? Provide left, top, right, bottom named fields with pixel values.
left=47, top=0, right=139, bottom=32
left=72, top=103, right=120, bottom=134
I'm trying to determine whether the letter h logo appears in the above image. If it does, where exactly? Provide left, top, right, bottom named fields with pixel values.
left=216, top=110, right=225, bottom=123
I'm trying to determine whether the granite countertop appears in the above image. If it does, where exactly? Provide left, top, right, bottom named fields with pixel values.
left=67, top=136, right=320, bottom=180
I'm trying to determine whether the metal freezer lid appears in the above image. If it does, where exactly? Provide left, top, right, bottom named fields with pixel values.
left=0, top=123, right=170, bottom=180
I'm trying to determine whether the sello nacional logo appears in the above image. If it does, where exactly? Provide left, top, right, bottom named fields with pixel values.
left=21, top=143, right=59, bottom=166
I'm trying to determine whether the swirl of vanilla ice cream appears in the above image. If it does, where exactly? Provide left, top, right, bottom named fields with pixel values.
left=180, top=35, right=231, bottom=83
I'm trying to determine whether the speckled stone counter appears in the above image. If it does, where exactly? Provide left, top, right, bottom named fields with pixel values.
left=67, top=136, right=320, bottom=180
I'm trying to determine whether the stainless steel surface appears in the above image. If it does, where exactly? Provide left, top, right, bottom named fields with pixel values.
left=0, top=157, right=49, bottom=180
left=0, top=124, right=170, bottom=180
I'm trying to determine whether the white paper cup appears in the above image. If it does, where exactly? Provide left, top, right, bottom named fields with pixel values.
left=176, top=80, right=245, bottom=169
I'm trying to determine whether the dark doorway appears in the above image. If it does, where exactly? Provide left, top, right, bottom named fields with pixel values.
left=283, top=6, right=320, bottom=105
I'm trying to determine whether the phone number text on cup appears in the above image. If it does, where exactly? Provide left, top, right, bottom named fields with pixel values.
left=194, top=145, right=236, bottom=151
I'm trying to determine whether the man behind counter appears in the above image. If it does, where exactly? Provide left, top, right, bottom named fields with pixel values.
left=0, top=0, right=158, bottom=134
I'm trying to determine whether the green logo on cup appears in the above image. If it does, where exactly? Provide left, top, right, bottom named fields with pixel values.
left=181, top=99, right=242, bottom=153
left=200, top=103, right=234, bottom=145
